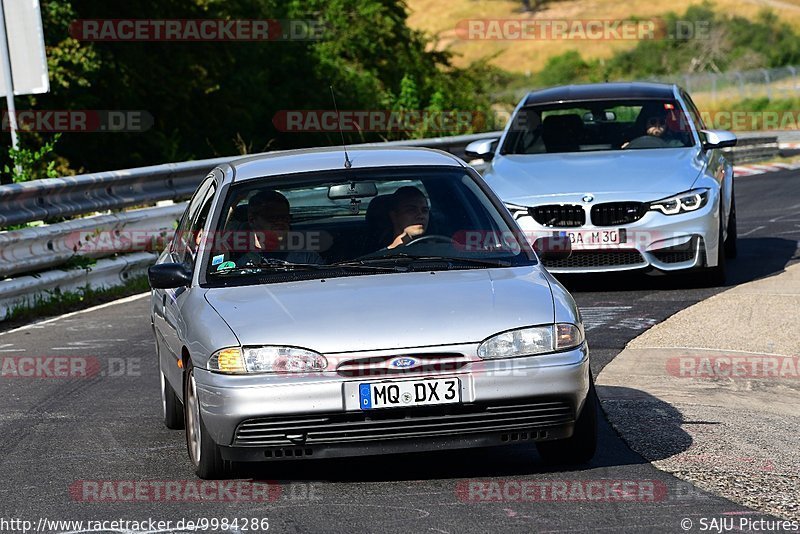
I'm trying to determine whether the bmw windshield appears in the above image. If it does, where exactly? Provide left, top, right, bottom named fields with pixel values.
left=502, top=99, right=696, bottom=155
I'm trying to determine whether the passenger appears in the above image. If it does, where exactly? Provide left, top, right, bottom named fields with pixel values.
left=235, top=190, right=324, bottom=266
left=386, top=186, right=430, bottom=249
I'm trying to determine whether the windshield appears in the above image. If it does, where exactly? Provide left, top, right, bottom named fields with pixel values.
left=502, top=99, right=695, bottom=155
left=200, top=167, right=535, bottom=285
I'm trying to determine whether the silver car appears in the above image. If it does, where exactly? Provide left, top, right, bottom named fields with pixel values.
left=467, top=82, right=737, bottom=285
left=148, top=146, right=594, bottom=479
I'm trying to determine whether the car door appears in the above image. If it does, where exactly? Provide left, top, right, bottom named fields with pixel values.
left=154, top=174, right=217, bottom=385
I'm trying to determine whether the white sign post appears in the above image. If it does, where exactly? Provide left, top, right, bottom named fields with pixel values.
left=0, top=0, right=50, bottom=149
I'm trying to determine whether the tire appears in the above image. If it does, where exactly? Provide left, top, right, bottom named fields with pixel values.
left=184, top=361, right=231, bottom=479
left=161, top=371, right=184, bottom=430
left=724, top=195, right=737, bottom=259
left=536, top=376, right=598, bottom=465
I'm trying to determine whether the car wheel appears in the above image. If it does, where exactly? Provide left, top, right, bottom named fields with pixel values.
left=536, top=376, right=598, bottom=465
left=184, top=361, right=231, bottom=479
left=724, top=195, right=737, bottom=259
left=161, top=371, right=184, bottom=430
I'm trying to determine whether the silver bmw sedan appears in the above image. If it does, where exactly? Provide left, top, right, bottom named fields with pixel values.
left=148, top=146, right=594, bottom=479
left=467, top=82, right=737, bottom=285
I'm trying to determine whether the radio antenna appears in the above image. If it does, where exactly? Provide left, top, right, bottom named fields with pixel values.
left=329, top=85, right=352, bottom=169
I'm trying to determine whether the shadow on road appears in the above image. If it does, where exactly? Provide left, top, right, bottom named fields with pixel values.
left=553, top=236, right=798, bottom=294
left=233, top=401, right=672, bottom=483
left=596, top=385, right=694, bottom=462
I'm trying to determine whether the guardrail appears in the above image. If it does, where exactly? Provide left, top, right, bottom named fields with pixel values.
left=723, top=136, right=779, bottom=164
left=0, top=130, right=787, bottom=320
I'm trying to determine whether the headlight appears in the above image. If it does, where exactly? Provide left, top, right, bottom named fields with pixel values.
left=477, top=323, right=584, bottom=359
left=649, top=188, right=709, bottom=215
left=208, top=346, right=327, bottom=374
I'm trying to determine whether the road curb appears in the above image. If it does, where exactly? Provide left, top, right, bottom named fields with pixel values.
left=596, top=263, right=800, bottom=521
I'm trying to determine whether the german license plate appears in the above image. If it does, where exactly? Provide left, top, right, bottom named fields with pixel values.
left=359, top=377, right=461, bottom=410
left=564, top=229, right=626, bottom=246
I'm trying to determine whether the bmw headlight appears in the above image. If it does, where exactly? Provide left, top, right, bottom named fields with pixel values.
left=208, top=346, right=327, bottom=374
left=649, top=188, right=709, bottom=215
left=477, top=323, right=583, bottom=359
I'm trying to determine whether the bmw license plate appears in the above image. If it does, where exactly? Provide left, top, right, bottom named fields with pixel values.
left=359, top=377, right=461, bottom=410
left=563, top=229, right=626, bottom=246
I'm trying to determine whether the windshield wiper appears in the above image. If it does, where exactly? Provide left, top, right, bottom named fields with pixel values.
left=213, top=257, right=405, bottom=275
left=352, top=254, right=514, bottom=268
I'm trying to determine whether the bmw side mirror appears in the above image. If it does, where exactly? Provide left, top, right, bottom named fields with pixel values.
left=148, top=263, right=192, bottom=289
left=533, top=236, right=572, bottom=262
left=701, top=129, right=737, bottom=150
left=464, top=137, right=499, bottom=161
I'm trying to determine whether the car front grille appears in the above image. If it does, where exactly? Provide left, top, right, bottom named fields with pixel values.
left=542, top=250, right=646, bottom=269
left=530, top=205, right=585, bottom=227
left=590, top=202, right=647, bottom=226
left=233, top=398, right=573, bottom=447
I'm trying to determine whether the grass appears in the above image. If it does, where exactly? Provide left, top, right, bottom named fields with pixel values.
left=405, top=0, right=800, bottom=73
left=1, top=275, right=151, bottom=329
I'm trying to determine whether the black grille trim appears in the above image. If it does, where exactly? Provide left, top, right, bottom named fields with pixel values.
left=543, top=250, right=646, bottom=269
left=590, top=202, right=647, bottom=226
left=234, top=399, right=573, bottom=447
left=530, top=205, right=585, bottom=228
left=651, top=239, right=697, bottom=264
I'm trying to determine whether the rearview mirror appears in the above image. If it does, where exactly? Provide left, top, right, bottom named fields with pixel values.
left=464, top=137, right=499, bottom=161
left=148, top=263, right=192, bottom=289
left=328, top=182, right=378, bottom=200
left=701, top=129, right=737, bottom=150
left=533, top=236, right=572, bottom=262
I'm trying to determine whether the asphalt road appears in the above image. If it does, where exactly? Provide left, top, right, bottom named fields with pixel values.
left=1, top=170, right=798, bottom=534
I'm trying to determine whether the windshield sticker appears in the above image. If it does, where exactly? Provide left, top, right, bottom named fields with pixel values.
left=212, top=254, right=225, bottom=266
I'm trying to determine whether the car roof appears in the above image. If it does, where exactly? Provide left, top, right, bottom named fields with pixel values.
left=522, top=82, right=678, bottom=106
left=229, top=146, right=466, bottom=182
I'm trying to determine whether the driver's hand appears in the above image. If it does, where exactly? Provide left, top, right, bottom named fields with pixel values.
left=387, top=225, right=426, bottom=249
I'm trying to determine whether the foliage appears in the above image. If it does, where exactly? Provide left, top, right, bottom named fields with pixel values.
left=4, top=135, right=61, bottom=183
left=4, top=0, right=499, bottom=178
left=535, top=3, right=800, bottom=85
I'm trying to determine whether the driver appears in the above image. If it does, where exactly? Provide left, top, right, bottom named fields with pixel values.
left=622, top=112, right=684, bottom=149
left=386, top=186, right=430, bottom=249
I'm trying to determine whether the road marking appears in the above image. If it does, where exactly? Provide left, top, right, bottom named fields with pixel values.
left=739, top=225, right=765, bottom=237
left=0, top=293, right=149, bottom=338
left=580, top=306, right=632, bottom=331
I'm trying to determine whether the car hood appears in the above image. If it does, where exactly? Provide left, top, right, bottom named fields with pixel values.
left=483, top=147, right=705, bottom=205
left=204, top=267, right=555, bottom=354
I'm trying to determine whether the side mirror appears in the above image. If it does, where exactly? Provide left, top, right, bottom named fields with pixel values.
left=533, top=236, right=572, bottom=262
left=701, top=129, right=737, bottom=150
left=148, top=263, right=192, bottom=289
left=464, top=137, right=499, bottom=161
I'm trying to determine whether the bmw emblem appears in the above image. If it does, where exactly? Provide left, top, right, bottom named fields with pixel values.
left=582, top=194, right=595, bottom=203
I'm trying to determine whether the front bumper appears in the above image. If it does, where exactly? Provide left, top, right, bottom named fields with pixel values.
left=193, top=344, right=590, bottom=461
left=516, top=201, right=721, bottom=274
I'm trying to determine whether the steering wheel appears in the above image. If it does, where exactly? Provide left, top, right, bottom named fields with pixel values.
left=404, top=234, right=458, bottom=247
